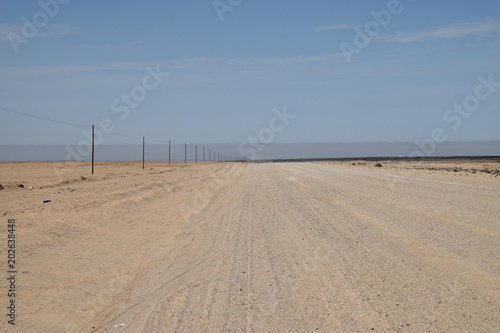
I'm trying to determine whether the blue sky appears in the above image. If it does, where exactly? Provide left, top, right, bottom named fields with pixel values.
left=1, top=0, right=499, bottom=156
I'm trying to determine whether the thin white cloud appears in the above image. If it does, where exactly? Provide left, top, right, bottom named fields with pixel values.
left=316, top=24, right=360, bottom=31
left=283, top=53, right=344, bottom=63
left=0, top=62, right=154, bottom=80
left=70, top=41, right=142, bottom=50
left=225, top=53, right=343, bottom=65
left=0, top=22, right=74, bottom=42
left=381, top=19, right=500, bottom=43
left=38, top=24, right=75, bottom=38
left=0, top=53, right=344, bottom=82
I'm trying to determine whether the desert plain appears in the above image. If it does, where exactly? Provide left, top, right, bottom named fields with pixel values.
left=0, top=159, right=499, bottom=332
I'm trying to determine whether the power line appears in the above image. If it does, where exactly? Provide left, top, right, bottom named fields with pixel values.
left=148, top=137, right=172, bottom=143
left=1, top=106, right=229, bottom=160
left=101, top=129, right=143, bottom=140
left=0, top=106, right=90, bottom=128
left=2, top=105, right=153, bottom=140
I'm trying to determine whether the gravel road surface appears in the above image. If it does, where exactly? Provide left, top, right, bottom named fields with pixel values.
left=1, top=161, right=498, bottom=332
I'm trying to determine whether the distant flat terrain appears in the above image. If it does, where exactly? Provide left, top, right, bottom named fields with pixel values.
left=1, top=160, right=499, bottom=332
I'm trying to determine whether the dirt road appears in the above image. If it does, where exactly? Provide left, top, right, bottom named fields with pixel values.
left=1, top=161, right=499, bottom=332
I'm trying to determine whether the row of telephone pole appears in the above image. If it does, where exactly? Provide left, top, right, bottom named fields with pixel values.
left=90, top=125, right=231, bottom=174
left=181, top=142, right=228, bottom=165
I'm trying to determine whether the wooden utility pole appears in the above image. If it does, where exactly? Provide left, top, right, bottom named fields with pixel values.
left=91, top=125, right=94, bottom=174
left=209, top=149, right=211, bottom=162
left=168, top=140, right=171, bottom=165
left=185, top=143, right=187, bottom=163
left=203, top=146, right=205, bottom=162
left=195, top=145, right=198, bottom=163
left=142, top=136, right=145, bottom=170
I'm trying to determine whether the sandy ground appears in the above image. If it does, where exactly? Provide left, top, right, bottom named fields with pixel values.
left=0, top=160, right=499, bottom=332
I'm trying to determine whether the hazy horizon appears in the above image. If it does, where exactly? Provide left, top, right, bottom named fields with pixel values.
left=1, top=140, right=498, bottom=162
